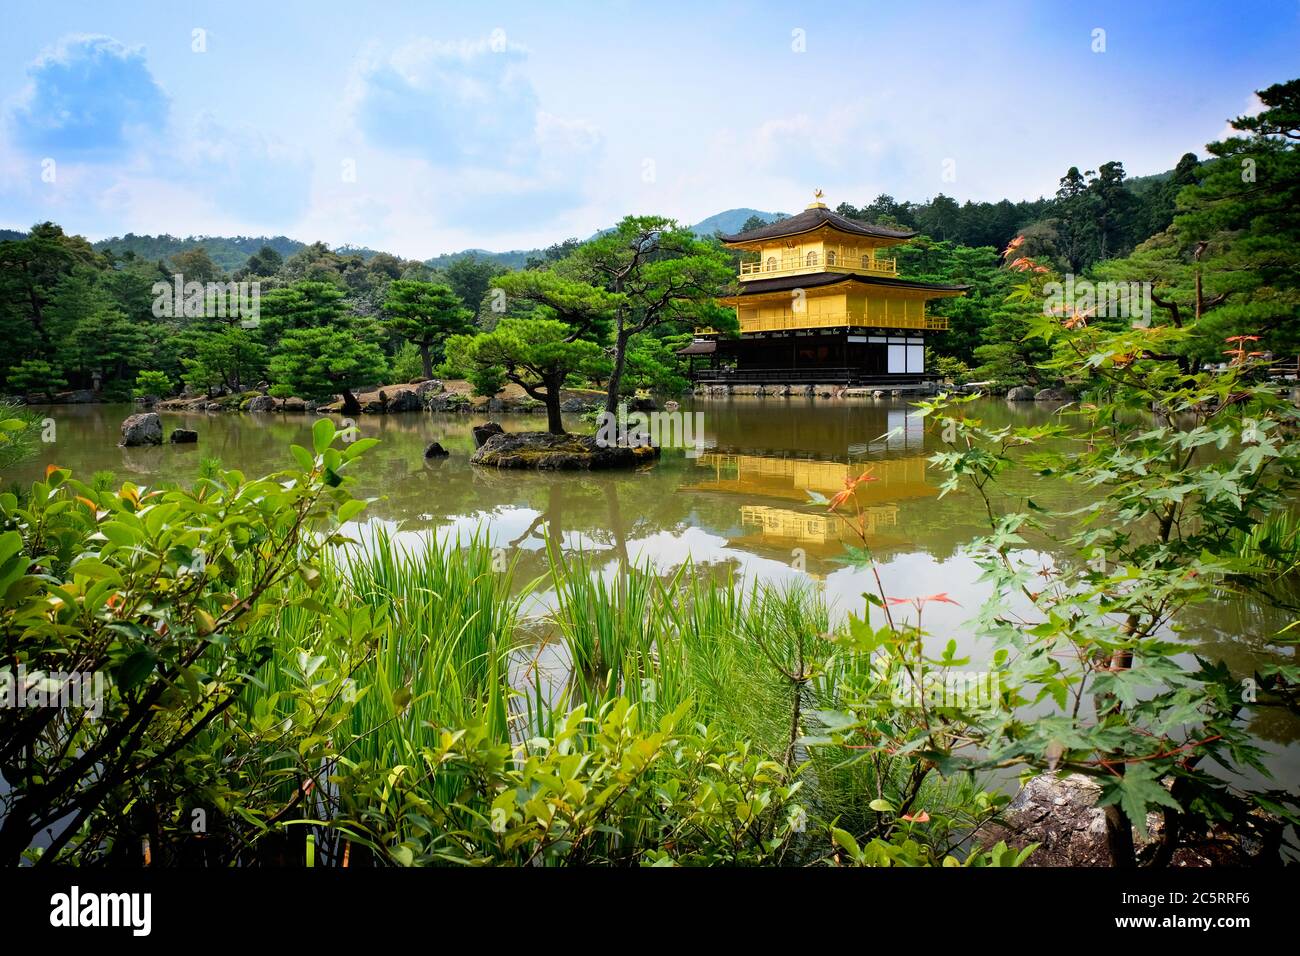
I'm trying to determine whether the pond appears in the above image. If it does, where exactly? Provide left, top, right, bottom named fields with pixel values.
left=13, top=396, right=1299, bottom=793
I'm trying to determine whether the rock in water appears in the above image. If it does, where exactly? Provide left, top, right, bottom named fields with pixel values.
left=388, top=390, right=424, bottom=412
left=1034, top=387, right=1073, bottom=402
left=423, top=441, right=449, bottom=458
left=1006, top=385, right=1036, bottom=401
left=246, top=395, right=276, bottom=412
left=120, top=413, right=163, bottom=447
left=471, top=421, right=505, bottom=448
left=470, top=431, right=660, bottom=470
left=169, top=428, right=199, bottom=444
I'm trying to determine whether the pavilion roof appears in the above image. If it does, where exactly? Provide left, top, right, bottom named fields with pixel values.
left=727, top=272, right=969, bottom=297
left=721, top=206, right=916, bottom=244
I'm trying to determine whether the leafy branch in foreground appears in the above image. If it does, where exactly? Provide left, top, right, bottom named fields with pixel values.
left=0, top=418, right=376, bottom=864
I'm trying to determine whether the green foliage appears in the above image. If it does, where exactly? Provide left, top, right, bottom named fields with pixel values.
left=900, top=271, right=1300, bottom=863
left=0, top=405, right=39, bottom=470
left=0, top=419, right=377, bottom=864
left=442, top=254, right=506, bottom=316
left=180, top=326, right=265, bottom=395
left=335, top=700, right=803, bottom=866
left=258, top=280, right=348, bottom=338
left=6, top=359, right=65, bottom=396
left=382, top=279, right=474, bottom=379
left=491, top=269, right=620, bottom=343
left=565, top=216, right=735, bottom=412
left=622, top=336, right=690, bottom=395
left=97, top=235, right=300, bottom=275
left=269, top=326, right=388, bottom=412
left=448, top=317, right=603, bottom=434
left=132, top=369, right=172, bottom=398
left=388, top=341, right=425, bottom=383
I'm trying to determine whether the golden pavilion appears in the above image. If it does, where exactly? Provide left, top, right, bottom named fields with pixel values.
left=681, top=193, right=967, bottom=386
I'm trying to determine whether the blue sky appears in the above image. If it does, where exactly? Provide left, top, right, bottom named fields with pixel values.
left=1, top=0, right=1297, bottom=257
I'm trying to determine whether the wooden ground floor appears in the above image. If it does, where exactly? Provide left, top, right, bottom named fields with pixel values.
left=681, top=329, right=936, bottom=386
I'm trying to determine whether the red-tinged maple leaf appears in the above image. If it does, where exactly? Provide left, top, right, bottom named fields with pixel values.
left=885, top=593, right=960, bottom=608
left=901, top=810, right=931, bottom=823
left=828, top=487, right=855, bottom=513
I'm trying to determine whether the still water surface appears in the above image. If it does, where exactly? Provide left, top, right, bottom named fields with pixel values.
left=15, top=397, right=1298, bottom=791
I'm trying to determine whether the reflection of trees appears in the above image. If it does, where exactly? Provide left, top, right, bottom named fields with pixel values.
left=1179, top=596, right=1299, bottom=746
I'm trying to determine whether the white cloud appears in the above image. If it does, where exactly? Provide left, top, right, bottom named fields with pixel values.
left=1216, top=92, right=1266, bottom=142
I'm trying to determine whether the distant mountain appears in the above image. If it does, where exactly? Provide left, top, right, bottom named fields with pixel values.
left=423, top=248, right=535, bottom=270
left=689, top=208, right=787, bottom=238
left=91, top=234, right=305, bottom=272
left=334, top=244, right=388, bottom=261
left=0, top=206, right=827, bottom=275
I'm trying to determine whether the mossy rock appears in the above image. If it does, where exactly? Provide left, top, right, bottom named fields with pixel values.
left=470, top=431, right=659, bottom=470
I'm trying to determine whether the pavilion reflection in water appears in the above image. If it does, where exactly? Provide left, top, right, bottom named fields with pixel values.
left=685, top=414, right=936, bottom=570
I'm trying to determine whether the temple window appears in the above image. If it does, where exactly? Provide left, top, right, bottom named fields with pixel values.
left=806, top=251, right=819, bottom=267
left=826, top=250, right=837, bottom=265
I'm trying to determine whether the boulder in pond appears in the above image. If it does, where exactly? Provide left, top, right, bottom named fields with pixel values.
left=471, top=421, right=505, bottom=448
left=1034, top=386, right=1074, bottom=402
left=428, top=392, right=471, bottom=413
left=1006, top=385, right=1036, bottom=401
left=423, top=441, right=449, bottom=459
left=120, top=412, right=163, bottom=447
left=246, top=395, right=276, bottom=413
left=169, top=428, right=199, bottom=444
left=388, top=389, right=424, bottom=412
left=470, top=431, right=660, bottom=470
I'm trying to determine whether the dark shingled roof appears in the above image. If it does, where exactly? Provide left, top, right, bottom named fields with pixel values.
left=730, top=272, right=968, bottom=297
left=675, top=339, right=718, bottom=356
left=722, top=206, right=916, bottom=244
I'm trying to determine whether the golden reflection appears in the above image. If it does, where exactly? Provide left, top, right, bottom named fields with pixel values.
left=686, top=452, right=935, bottom=568
left=686, top=453, right=935, bottom=504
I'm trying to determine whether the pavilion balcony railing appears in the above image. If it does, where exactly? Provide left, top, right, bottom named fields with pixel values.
left=690, top=367, right=937, bottom=385
left=736, top=311, right=948, bottom=333
left=739, top=254, right=898, bottom=279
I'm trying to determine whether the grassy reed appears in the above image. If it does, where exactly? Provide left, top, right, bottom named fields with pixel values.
left=1233, top=508, right=1300, bottom=579
left=237, top=531, right=975, bottom=858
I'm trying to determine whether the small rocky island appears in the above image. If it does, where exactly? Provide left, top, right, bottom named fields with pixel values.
left=469, top=423, right=659, bottom=470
